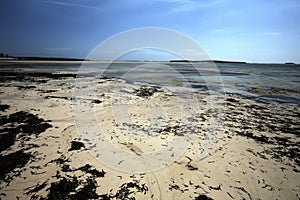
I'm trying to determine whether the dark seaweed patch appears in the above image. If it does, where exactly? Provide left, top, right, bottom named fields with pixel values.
left=135, top=87, right=158, bottom=97
left=0, top=104, right=10, bottom=112
left=113, top=181, right=148, bottom=199
left=17, top=85, right=36, bottom=90
left=97, top=181, right=149, bottom=200
left=44, top=177, right=147, bottom=200
left=25, top=181, right=48, bottom=195
left=0, top=129, right=19, bottom=152
left=195, top=194, right=214, bottom=200
left=76, top=164, right=106, bottom=178
left=226, top=97, right=239, bottom=103
left=45, top=177, right=79, bottom=200
left=68, top=141, right=85, bottom=151
left=39, top=89, right=57, bottom=93
left=43, top=176, right=99, bottom=200
left=0, top=111, right=51, bottom=128
left=0, top=111, right=52, bottom=152
left=71, top=178, right=99, bottom=200
left=0, top=71, right=77, bottom=83
left=92, top=99, right=102, bottom=104
left=237, top=132, right=273, bottom=144
left=0, top=111, right=52, bottom=182
left=225, top=96, right=300, bottom=167
left=0, top=150, right=32, bottom=181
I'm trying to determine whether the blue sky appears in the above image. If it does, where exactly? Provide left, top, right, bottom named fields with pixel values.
left=0, top=0, right=299, bottom=63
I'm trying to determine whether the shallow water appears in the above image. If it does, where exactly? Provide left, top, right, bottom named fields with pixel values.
left=3, top=61, right=300, bottom=105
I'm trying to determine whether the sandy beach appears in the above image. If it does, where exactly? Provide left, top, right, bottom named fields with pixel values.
left=0, top=67, right=299, bottom=200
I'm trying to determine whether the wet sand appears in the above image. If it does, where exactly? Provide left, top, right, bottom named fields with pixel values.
left=0, top=68, right=299, bottom=199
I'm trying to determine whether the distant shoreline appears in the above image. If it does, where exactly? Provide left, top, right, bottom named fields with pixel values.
left=0, top=57, right=298, bottom=65
left=0, top=56, right=85, bottom=61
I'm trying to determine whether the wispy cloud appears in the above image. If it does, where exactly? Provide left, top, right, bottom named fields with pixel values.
left=213, top=29, right=226, bottom=33
left=37, top=0, right=100, bottom=10
left=212, top=29, right=243, bottom=34
left=44, top=48, right=72, bottom=51
left=263, top=32, right=281, bottom=36
left=157, top=0, right=222, bottom=13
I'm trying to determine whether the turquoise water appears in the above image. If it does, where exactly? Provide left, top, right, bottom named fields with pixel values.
left=99, top=62, right=300, bottom=105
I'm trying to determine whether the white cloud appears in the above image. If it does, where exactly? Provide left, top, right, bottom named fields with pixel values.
left=157, top=0, right=222, bottom=13
left=37, top=0, right=100, bottom=10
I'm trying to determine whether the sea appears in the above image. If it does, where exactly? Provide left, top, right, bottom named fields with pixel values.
left=3, top=61, right=300, bottom=105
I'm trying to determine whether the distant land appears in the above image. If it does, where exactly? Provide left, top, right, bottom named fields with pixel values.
left=169, top=60, right=247, bottom=64
left=284, top=62, right=296, bottom=65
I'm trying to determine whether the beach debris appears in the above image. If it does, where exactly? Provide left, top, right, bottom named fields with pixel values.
left=209, top=184, right=221, bottom=191
left=186, top=164, right=198, bottom=171
left=185, top=156, right=198, bottom=170
left=169, top=184, right=180, bottom=191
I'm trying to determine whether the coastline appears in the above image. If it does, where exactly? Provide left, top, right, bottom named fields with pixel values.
left=0, top=67, right=299, bottom=199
